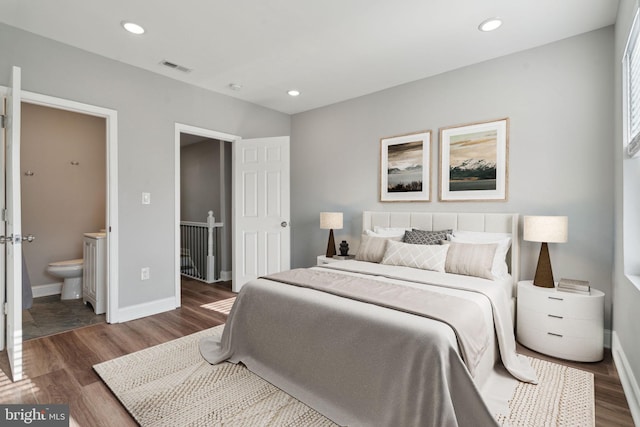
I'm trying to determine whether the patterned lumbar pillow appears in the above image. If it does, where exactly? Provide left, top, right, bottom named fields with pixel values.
left=381, top=240, right=450, bottom=272
left=403, top=228, right=453, bottom=245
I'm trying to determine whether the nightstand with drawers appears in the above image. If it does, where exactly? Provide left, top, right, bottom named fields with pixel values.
left=516, top=280, right=604, bottom=362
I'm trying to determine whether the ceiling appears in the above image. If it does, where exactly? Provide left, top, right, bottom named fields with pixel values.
left=0, top=0, right=619, bottom=115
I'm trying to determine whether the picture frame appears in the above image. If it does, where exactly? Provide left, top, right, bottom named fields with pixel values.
left=380, top=131, right=431, bottom=202
left=439, top=118, right=509, bottom=202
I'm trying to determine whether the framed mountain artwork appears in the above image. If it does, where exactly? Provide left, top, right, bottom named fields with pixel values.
left=438, top=118, right=509, bottom=202
left=380, top=131, right=431, bottom=202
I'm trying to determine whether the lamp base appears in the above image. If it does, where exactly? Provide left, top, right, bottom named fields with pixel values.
left=533, top=242, right=555, bottom=288
left=325, top=229, right=336, bottom=258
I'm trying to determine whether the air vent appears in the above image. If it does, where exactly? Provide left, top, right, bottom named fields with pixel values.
left=160, top=60, right=192, bottom=73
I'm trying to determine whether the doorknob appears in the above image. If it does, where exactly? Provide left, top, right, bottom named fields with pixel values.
left=281, top=221, right=288, bottom=228
left=0, top=234, right=35, bottom=244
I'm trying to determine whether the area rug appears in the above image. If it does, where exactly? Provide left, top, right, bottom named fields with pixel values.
left=495, top=357, right=594, bottom=426
left=94, top=325, right=594, bottom=427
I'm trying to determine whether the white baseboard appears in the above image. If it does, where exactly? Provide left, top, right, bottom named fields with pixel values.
left=220, top=270, right=232, bottom=281
left=612, top=331, right=640, bottom=425
left=115, top=297, right=177, bottom=323
left=32, top=282, right=62, bottom=298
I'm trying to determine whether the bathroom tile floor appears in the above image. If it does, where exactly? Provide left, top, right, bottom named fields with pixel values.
left=23, top=296, right=105, bottom=341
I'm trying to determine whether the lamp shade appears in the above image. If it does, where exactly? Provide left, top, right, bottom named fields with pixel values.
left=523, top=216, right=568, bottom=243
left=320, top=212, right=343, bottom=230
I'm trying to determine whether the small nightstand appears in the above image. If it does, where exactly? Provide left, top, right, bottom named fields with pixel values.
left=316, top=255, right=355, bottom=266
left=517, top=280, right=604, bottom=362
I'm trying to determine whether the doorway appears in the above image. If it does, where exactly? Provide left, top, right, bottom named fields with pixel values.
left=174, top=124, right=238, bottom=304
left=21, top=102, right=107, bottom=340
left=174, top=127, right=291, bottom=303
left=19, top=90, right=119, bottom=324
left=180, top=134, right=232, bottom=282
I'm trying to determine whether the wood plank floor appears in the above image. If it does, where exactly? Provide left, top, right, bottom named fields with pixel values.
left=0, top=278, right=635, bottom=426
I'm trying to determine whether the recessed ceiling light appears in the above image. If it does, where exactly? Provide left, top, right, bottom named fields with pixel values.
left=121, top=21, right=145, bottom=35
left=287, top=90, right=301, bottom=97
left=478, top=18, right=502, bottom=32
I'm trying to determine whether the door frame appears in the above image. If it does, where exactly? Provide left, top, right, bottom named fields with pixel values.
left=7, top=89, right=120, bottom=323
left=174, top=123, right=239, bottom=306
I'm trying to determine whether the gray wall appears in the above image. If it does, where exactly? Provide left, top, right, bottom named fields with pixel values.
left=614, top=0, right=640, bottom=421
left=21, top=102, right=106, bottom=287
left=0, top=23, right=290, bottom=309
left=180, top=139, right=220, bottom=222
left=291, top=28, right=615, bottom=330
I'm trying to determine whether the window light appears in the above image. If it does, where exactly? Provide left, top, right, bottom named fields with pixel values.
left=624, top=10, right=640, bottom=157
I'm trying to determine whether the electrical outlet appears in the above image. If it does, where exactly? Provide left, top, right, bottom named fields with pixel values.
left=142, top=192, right=151, bottom=205
left=141, top=267, right=150, bottom=280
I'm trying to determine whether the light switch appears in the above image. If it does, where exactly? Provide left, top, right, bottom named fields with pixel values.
left=142, top=192, right=151, bottom=205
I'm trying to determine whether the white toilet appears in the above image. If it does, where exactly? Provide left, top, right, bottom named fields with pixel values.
left=47, top=259, right=83, bottom=300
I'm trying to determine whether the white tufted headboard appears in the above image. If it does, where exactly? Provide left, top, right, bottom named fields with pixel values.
left=362, top=211, right=520, bottom=284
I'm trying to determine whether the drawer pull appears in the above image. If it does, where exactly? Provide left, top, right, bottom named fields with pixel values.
left=548, top=296, right=564, bottom=301
left=547, top=332, right=563, bottom=338
left=548, top=314, right=564, bottom=319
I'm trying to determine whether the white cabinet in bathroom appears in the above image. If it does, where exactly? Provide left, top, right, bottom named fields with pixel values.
left=83, top=232, right=106, bottom=314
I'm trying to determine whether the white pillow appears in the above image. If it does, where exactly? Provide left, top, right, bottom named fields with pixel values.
left=449, top=231, right=511, bottom=279
left=356, top=234, right=402, bottom=263
left=381, top=240, right=449, bottom=272
left=444, top=241, right=497, bottom=280
left=367, top=226, right=409, bottom=237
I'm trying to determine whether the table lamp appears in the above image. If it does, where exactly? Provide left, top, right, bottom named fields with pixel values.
left=523, top=215, right=568, bottom=288
left=320, top=212, right=343, bottom=257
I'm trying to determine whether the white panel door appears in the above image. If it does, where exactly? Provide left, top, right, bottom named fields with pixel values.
left=233, top=137, right=290, bottom=292
left=4, top=66, right=23, bottom=381
left=0, top=80, right=5, bottom=353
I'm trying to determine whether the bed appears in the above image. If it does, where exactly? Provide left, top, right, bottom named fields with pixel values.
left=200, top=211, right=537, bottom=427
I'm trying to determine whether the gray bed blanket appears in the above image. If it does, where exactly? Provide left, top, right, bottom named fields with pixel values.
left=200, top=274, right=501, bottom=426
left=320, top=260, right=538, bottom=384
left=264, top=268, right=490, bottom=377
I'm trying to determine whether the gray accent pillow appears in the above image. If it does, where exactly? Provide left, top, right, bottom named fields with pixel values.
left=403, top=229, right=453, bottom=245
